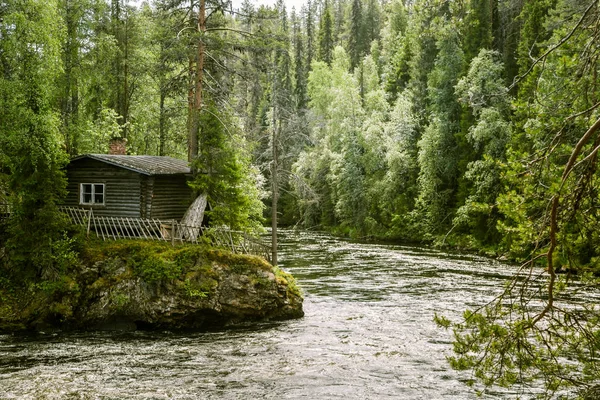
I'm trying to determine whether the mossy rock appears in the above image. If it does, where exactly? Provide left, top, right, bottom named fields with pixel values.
left=0, top=240, right=303, bottom=332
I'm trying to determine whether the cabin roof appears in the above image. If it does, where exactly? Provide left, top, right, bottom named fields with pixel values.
left=71, top=154, right=191, bottom=176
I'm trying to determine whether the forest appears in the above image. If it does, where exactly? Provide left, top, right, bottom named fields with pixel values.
left=2, top=0, right=600, bottom=397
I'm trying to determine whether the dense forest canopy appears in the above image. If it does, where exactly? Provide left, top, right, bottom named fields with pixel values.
left=3, top=0, right=600, bottom=397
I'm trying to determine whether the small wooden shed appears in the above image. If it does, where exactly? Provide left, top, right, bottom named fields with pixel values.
left=62, top=154, right=194, bottom=220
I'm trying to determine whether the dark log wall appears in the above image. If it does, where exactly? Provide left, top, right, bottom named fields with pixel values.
left=140, top=176, right=153, bottom=219
left=63, top=159, right=142, bottom=218
left=150, top=175, right=193, bottom=220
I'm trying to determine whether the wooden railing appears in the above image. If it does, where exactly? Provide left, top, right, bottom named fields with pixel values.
left=59, top=207, right=271, bottom=261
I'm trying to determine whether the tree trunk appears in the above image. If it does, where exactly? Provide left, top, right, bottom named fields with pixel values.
left=271, top=96, right=279, bottom=265
left=188, top=0, right=205, bottom=163
left=271, top=125, right=278, bottom=266
left=159, top=90, right=166, bottom=156
left=181, top=194, right=208, bottom=240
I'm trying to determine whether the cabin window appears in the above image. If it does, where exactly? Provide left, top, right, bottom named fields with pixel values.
left=80, top=183, right=105, bottom=205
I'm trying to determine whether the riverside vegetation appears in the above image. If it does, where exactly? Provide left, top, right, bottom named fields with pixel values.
left=3, top=0, right=600, bottom=398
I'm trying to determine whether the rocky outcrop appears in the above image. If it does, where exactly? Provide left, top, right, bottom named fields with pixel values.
left=76, top=257, right=303, bottom=331
left=1, top=242, right=304, bottom=332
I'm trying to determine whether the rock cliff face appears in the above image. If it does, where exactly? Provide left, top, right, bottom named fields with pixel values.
left=0, top=242, right=304, bottom=332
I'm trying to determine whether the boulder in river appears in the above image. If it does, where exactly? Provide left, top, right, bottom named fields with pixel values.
left=0, top=241, right=304, bottom=332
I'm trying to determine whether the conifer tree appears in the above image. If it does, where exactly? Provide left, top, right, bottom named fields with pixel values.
left=363, top=0, right=381, bottom=50
left=416, top=25, right=464, bottom=233
left=59, top=0, right=87, bottom=155
left=317, top=0, right=334, bottom=65
left=292, top=9, right=308, bottom=109
left=463, top=0, right=494, bottom=63
left=348, top=0, right=363, bottom=70
left=305, top=0, right=316, bottom=68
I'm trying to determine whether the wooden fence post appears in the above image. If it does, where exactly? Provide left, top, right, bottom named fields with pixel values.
left=87, top=208, right=93, bottom=238
left=171, top=219, right=175, bottom=246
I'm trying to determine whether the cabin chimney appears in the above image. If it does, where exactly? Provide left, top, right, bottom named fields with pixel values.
left=109, top=137, right=127, bottom=155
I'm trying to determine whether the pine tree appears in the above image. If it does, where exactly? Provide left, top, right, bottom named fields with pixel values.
left=381, top=0, right=409, bottom=100
left=317, top=0, right=334, bottom=65
left=348, top=0, right=363, bottom=70
left=363, top=0, right=381, bottom=49
left=416, top=25, right=464, bottom=233
left=110, top=0, right=134, bottom=138
left=305, top=0, right=316, bottom=68
left=292, top=9, right=308, bottom=109
left=463, top=0, right=494, bottom=63
left=516, top=0, right=557, bottom=99
left=58, top=0, right=86, bottom=155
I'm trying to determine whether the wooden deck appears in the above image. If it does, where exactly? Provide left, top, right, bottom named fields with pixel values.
left=59, top=206, right=271, bottom=261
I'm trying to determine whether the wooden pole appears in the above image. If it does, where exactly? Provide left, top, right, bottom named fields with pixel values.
left=86, top=208, right=93, bottom=238
left=171, top=219, right=175, bottom=246
left=271, top=114, right=279, bottom=266
left=188, top=0, right=205, bottom=163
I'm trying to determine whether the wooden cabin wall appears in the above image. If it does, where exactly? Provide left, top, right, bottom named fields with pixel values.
left=64, top=159, right=142, bottom=218
left=140, top=176, right=154, bottom=219
left=150, top=175, right=193, bottom=220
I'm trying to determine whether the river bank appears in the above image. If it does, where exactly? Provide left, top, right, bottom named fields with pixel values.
left=0, top=240, right=303, bottom=332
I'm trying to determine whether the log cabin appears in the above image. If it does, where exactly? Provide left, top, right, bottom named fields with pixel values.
left=62, top=154, right=194, bottom=220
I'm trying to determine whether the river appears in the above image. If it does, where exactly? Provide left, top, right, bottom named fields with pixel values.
left=1, top=231, right=528, bottom=399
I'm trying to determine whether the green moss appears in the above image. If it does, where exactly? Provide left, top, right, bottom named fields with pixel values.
left=273, top=266, right=302, bottom=298
left=48, top=301, right=73, bottom=320
left=181, top=269, right=218, bottom=299
left=90, top=277, right=109, bottom=291
left=135, top=253, right=182, bottom=282
left=249, top=273, right=271, bottom=289
left=182, top=279, right=209, bottom=298
left=205, top=248, right=272, bottom=271
left=84, top=240, right=299, bottom=298
left=33, top=276, right=80, bottom=296
left=110, top=292, right=130, bottom=310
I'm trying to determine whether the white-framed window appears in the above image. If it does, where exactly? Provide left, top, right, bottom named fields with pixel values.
left=80, top=183, right=105, bottom=205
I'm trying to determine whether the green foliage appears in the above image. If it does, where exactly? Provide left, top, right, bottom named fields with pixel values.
left=33, top=276, right=80, bottom=297
left=348, top=0, right=364, bottom=70
left=182, top=279, right=209, bottom=298
left=462, top=0, right=494, bottom=63
left=0, top=0, right=78, bottom=279
left=288, top=2, right=600, bottom=394
left=273, top=265, right=302, bottom=298
left=415, top=25, right=464, bottom=233
left=86, top=240, right=190, bottom=283
left=452, top=50, right=511, bottom=244
left=439, top=285, right=600, bottom=398
left=295, top=46, right=370, bottom=233
left=2, top=0, right=600, bottom=394
left=80, top=108, right=124, bottom=153
left=317, top=1, right=334, bottom=65
left=134, top=251, right=182, bottom=282
left=436, top=2, right=600, bottom=397
left=189, top=102, right=265, bottom=233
